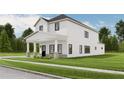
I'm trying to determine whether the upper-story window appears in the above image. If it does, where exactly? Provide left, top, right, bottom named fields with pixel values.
left=55, top=22, right=59, bottom=31
left=84, top=31, right=89, bottom=38
left=39, top=25, right=43, bottom=31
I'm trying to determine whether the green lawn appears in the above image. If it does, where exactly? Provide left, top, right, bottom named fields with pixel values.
left=0, top=52, right=25, bottom=56
left=9, top=53, right=124, bottom=71
left=1, top=60, right=124, bottom=79
left=1, top=52, right=124, bottom=78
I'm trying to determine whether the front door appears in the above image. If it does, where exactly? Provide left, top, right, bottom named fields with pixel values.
left=42, top=45, right=46, bottom=57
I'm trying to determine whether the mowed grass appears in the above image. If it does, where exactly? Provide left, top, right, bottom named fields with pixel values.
left=9, top=53, right=124, bottom=71
left=1, top=60, right=124, bottom=79
left=0, top=52, right=25, bottom=56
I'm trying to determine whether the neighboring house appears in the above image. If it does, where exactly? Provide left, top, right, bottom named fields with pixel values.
left=25, top=14, right=105, bottom=58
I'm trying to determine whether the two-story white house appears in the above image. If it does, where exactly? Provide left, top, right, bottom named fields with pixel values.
left=25, top=14, right=105, bottom=58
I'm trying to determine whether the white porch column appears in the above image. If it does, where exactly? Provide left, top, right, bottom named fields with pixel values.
left=39, top=44, right=42, bottom=55
left=33, top=42, right=37, bottom=57
left=54, top=40, right=58, bottom=58
left=33, top=42, right=36, bottom=53
left=26, top=42, right=30, bottom=57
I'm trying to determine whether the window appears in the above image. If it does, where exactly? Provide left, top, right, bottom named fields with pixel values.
left=49, top=45, right=55, bottom=54
left=84, top=31, right=89, bottom=38
left=68, top=44, right=72, bottom=54
left=84, top=46, right=90, bottom=53
left=79, top=45, right=82, bottom=54
left=58, top=44, right=62, bottom=54
left=39, top=25, right=43, bottom=31
left=42, top=45, right=46, bottom=52
left=95, top=46, right=97, bottom=50
left=55, top=22, right=59, bottom=31
left=101, top=47, right=103, bottom=50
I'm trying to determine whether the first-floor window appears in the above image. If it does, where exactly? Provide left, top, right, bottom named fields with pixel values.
left=49, top=45, right=54, bottom=54
left=69, top=44, right=72, bottom=54
left=84, top=46, right=90, bottom=54
left=95, top=46, right=97, bottom=50
left=101, top=47, right=103, bottom=50
left=58, top=44, right=62, bottom=54
left=79, top=45, right=82, bottom=54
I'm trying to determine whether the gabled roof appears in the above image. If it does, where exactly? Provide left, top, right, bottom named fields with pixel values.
left=34, top=17, right=49, bottom=27
left=34, top=14, right=97, bottom=32
left=48, top=14, right=69, bottom=22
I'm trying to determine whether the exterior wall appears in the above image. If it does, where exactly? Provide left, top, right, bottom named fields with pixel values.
left=35, top=18, right=48, bottom=32
left=48, top=21, right=68, bottom=35
left=33, top=18, right=105, bottom=58
left=64, top=21, right=104, bottom=57
left=40, top=40, right=67, bottom=56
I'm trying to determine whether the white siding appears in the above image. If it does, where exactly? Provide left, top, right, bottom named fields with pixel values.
left=64, top=21, right=104, bottom=57
left=35, top=18, right=48, bottom=32
left=32, top=18, right=105, bottom=57
left=48, top=21, right=68, bottom=35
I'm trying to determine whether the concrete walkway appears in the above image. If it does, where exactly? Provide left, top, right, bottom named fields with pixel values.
left=2, top=58, right=124, bottom=75
left=0, top=66, right=56, bottom=79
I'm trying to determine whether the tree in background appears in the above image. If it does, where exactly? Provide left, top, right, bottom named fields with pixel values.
left=0, top=25, right=4, bottom=36
left=21, top=28, right=33, bottom=38
left=110, top=35, right=119, bottom=51
left=118, top=41, right=124, bottom=52
left=101, top=35, right=111, bottom=51
left=99, top=27, right=111, bottom=42
left=99, top=27, right=112, bottom=51
left=14, top=38, right=26, bottom=52
left=4, top=23, right=15, bottom=38
left=4, top=23, right=16, bottom=51
left=115, top=20, right=124, bottom=42
left=21, top=28, right=34, bottom=52
left=0, top=30, right=12, bottom=52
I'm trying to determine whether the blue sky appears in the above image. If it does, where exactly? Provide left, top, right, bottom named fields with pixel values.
left=0, top=14, right=124, bottom=37
left=42, top=14, right=124, bottom=35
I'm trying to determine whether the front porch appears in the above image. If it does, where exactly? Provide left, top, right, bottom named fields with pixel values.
left=25, top=32, right=67, bottom=58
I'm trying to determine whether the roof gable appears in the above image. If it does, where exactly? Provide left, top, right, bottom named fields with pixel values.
left=34, top=14, right=97, bottom=32
left=34, top=17, right=48, bottom=27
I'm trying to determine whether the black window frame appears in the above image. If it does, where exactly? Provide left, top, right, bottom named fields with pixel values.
left=42, top=45, right=46, bottom=52
left=84, top=31, right=89, bottom=38
left=58, top=44, right=62, bottom=54
left=39, top=25, right=43, bottom=31
left=68, top=44, right=72, bottom=54
left=84, top=46, right=90, bottom=54
left=95, top=46, right=97, bottom=50
left=79, top=45, right=83, bottom=54
left=49, top=44, right=55, bottom=54
left=55, top=22, right=60, bottom=31
left=101, top=47, right=103, bottom=50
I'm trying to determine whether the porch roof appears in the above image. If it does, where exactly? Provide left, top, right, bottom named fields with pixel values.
left=25, top=31, right=67, bottom=43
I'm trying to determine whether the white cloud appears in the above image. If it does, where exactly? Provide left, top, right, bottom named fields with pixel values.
left=82, top=21, right=96, bottom=29
left=96, top=20, right=109, bottom=28
left=0, top=14, right=42, bottom=37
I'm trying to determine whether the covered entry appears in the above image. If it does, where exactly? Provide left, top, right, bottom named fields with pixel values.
left=24, top=31, right=67, bottom=58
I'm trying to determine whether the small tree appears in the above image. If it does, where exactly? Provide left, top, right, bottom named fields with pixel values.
left=99, top=27, right=111, bottom=41
left=119, top=41, right=124, bottom=52
left=110, top=35, right=118, bottom=51
left=4, top=23, right=15, bottom=39
left=101, top=35, right=111, bottom=51
left=115, top=20, right=124, bottom=42
left=0, top=30, right=12, bottom=52
left=14, top=38, right=26, bottom=52
left=21, top=28, right=33, bottom=38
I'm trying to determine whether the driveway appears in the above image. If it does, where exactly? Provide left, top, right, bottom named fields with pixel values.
left=0, top=66, right=54, bottom=79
